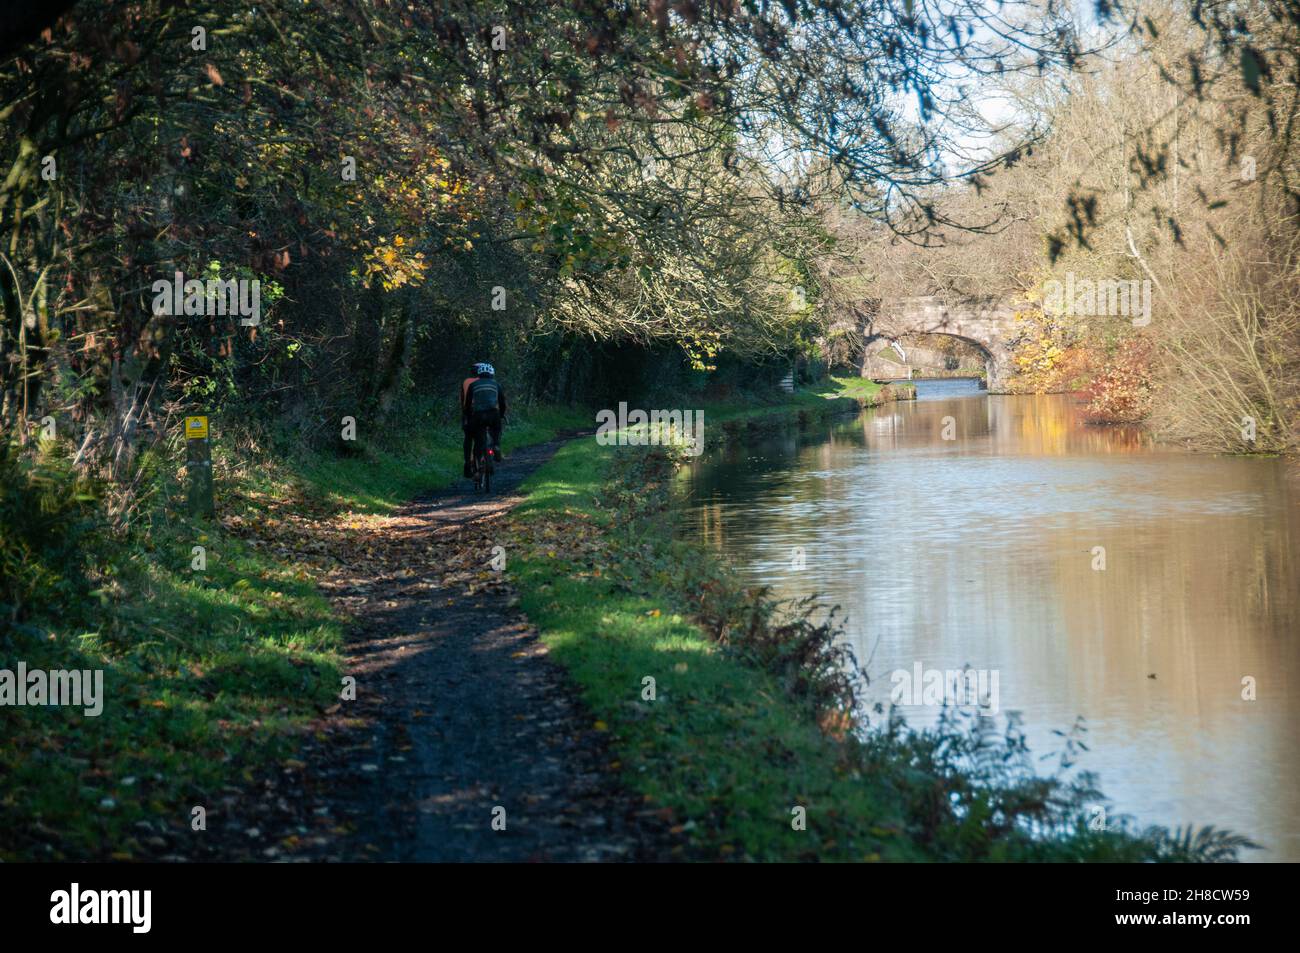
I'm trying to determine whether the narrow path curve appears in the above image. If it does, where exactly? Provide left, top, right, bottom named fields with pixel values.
left=311, top=434, right=682, bottom=861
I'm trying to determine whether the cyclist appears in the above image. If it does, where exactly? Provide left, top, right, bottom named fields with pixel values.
left=461, top=362, right=507, bottom=478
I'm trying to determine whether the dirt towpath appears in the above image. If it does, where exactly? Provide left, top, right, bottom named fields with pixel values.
left=297, top=436, right=681, bottom=861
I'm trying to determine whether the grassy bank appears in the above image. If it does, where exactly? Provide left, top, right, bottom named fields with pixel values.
left=1, top=471, right=344, bottom=860
left=284, top=403, right=590, bottom=515
left=507, top=384, right=1250, bottom=862
left=0, top=399, right=587, bottom=860
left=704, top=375, right=871, bottom=419
left=699, top=374, right=912, bottom=424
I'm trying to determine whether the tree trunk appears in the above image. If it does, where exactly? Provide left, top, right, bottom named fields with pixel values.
left=375, top=292, right=413, bottom=422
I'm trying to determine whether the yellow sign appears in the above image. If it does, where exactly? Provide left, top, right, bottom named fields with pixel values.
left=185, top=416, right=209, bottom=439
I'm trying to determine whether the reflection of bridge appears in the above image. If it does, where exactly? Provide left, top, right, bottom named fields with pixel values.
left=839, top=296, right=1018, bottom=393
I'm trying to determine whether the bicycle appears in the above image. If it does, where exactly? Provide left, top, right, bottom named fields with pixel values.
left=470, top=425, right=496, bottom=494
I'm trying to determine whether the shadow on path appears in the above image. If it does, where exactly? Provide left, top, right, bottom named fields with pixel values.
left=313, top=434, right=681, bottom=861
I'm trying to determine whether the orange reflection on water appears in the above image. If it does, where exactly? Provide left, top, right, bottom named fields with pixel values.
left=679, top=381, right=1300, bottom=860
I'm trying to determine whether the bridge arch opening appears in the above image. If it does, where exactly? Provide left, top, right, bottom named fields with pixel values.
left=862, top=331, right=995, bottom=385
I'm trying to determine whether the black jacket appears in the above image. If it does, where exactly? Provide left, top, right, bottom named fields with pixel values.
left=463, top=376, right=507, bottom=418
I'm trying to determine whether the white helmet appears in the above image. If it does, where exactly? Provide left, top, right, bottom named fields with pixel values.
left=474, top=362, right=495, bottom=377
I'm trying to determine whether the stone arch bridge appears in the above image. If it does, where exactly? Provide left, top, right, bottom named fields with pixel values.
left=837, top=296, right=1019, bottom=393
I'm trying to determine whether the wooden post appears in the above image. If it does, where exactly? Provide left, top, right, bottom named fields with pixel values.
left=185, top=415, right=213, bottom=518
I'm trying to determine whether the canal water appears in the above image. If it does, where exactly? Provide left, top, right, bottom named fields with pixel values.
left=677, top=379, right=1300, bottom=859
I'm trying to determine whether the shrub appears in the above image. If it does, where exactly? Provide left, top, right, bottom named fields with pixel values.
left=1083, top=335, right=1155, bottom=423
left=694, top=584, right=862, bottom=726
left=0, top=442, right=104, bottom=634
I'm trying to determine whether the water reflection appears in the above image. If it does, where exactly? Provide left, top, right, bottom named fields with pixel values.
left=678, top=379, right=1300, bottom=859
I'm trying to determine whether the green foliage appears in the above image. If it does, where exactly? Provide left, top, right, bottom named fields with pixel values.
left=0, top=441, right=103, bottom=633
left=1143, top=824, right=1261, bottom=863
